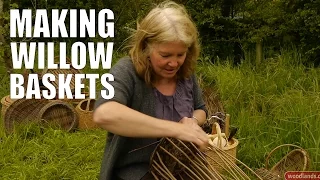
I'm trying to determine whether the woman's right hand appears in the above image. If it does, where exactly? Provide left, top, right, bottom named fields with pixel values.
left=174, top=122, right=209, bottom=151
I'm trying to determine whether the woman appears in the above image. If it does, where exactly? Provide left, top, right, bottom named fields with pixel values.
left=93, top=1, right=209, bottom=180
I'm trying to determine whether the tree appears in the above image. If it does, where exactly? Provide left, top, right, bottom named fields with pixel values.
left=0, top=0, right=14, bottom=73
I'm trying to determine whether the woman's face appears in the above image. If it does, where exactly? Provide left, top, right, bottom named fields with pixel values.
left=149, top=41, right=188, bottom=81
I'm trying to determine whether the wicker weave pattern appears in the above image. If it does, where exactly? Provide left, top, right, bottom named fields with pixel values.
left=41, top=57, right=82, bottom=93
left=255, top=168, right=281, bottom=180
left=4, top=98, right=49, bottom=133
left=255, top=144, right=310, bottom=180
left=37, top=100, right=79, bottom=131
left=75, top=99, right=98, bottom=129
left=206, top=122, right=238, bottom=173
left=150, top=137, right=221, bottom=180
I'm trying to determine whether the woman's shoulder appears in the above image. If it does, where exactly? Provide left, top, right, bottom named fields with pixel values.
left=110, top=56, right=136, bottom=74
left=110, top=56, right=142, bottom=82
left=112, top=56, right=134, bottom=69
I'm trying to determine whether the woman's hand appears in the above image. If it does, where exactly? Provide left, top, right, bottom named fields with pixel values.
left=179, top=117, right=198, bottom=126
left=176, top=117, right=209, bottom=151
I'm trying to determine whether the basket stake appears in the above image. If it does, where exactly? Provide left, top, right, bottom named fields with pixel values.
left=225, top=114, right=230, bottom=138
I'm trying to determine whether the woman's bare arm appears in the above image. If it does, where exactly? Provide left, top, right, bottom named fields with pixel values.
left=93, top=101, right=209, bottom=149
left=193, top=109, right=207, bottom=125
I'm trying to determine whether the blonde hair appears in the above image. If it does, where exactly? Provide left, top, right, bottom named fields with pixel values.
left=129, top=1, right=200, bottom=85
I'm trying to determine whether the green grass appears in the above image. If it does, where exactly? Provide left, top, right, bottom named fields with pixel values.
left=0, top=49, right=319, bottom=179
left=198, top=52, right=320, bottom=171
left=0, top=122, right=106, bottom=180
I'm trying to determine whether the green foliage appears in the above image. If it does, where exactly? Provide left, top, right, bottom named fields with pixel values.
left=185, top=0, right=320, bottom=65
left=3, top=0, right=320, bottom=65
left=197, top=49, right=320, bottom=170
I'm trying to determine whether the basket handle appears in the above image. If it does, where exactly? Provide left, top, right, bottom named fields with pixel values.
left=265, top=144, right=306, bottom=169
left=86, top=99, right=92, bottom=111
left=211, top=122, right=227, bottom=148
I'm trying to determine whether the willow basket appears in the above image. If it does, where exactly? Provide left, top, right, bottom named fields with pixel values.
left=22, top=69, right=47, bottom=92
left=149, top=137, right=221, bottom=179
left=41, top=56, right=82, bottom=93
left=267, top=144, right=310, bottom=174
left=1, top=95, right=15, bottom=118
left=4, top=98, right=49, bottom=133
left=64, top=92, right=90, bottom=107
left=37, top=100, right=79, bottom=131
left=255, top=144, right=310, bottom=179
left=206, top=122, right=238, bottom=173
left=75, top=98, right=98, bottom=129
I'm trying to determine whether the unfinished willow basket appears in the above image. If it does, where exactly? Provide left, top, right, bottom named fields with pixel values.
left=255, top=144, right=310, bottom=179
left=149, top=137, right=221, bottom=179
left=75, top=98, right=98, bottom=129
left=150, top=137, right=262, bottom=180
left=37, top=100, right=79, bottom=131
left=4, top=98, right=49, bottom=133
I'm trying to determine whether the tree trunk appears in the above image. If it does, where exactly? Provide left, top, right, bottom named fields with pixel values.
left=221, top=0, right=233, bottom=17
left=256, top=39, right=263, bottom=65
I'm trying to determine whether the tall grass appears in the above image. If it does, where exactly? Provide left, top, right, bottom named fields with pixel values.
left=0, top=49, right=319, bottom=179
left=0, top=122, right=106, bottom=180
left=198, top=50, right=320, bottom=170
left=0, top=52, right=128, bottom=180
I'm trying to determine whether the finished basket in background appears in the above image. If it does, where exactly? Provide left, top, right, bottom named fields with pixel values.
left=64, top=92, right=90, bottom=107
left=37, top=100, right=79, bottom=132
left=255, top=144, right=310, bottom=180
left=4, top=98, right=49, bottom=133
left=22, top=69, right=47, bottom=92
left=41, top=56, right=83, bottom=94
left=1, top=95, right=15, bottom=118
left=75, top=98, right=98, bottom=129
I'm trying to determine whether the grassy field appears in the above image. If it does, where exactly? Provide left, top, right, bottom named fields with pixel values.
left=198, top=50, right=320, bottom=171
left=0, top=50, right=320, bottom=179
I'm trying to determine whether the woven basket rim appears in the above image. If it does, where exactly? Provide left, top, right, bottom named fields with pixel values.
left=265, top=144, right=310, bottom=171
left=270, top=149, right=309, bottom=172
left=222, top=137, right=239, bottom=150
left=1, top=95, right=13, bottom=105
left=76, top=99, right=95, bottom=112
left=1, top=96, right=7, bottom=104
left=210, top=122, right=239, bottom=150
left=37, top=100, right=79, bottom=131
